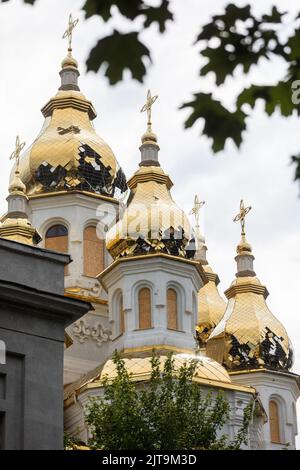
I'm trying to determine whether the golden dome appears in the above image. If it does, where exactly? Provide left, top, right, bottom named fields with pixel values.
left=61, top=51, right=78, bottom=70
left=10, top=56, right=127, bottom=198
left=106, top=92, right=195, bottom=260
left=100, top=354, right=232, bottom=384
left=1, top=163, right=41, bottom=246
left=237, top=234, right=252, bottom=255
left=206, top=273, right=293, bottom=372
left=106, top=165, right=194, bottom=259
left=196, top=264, right=226, bottom=348
left=80, top=353, right=231, bottom=387
left=0, top=217, right=41, bottom=245
left=64, top=352, right=255, bottom=403
left=9, top=169, right=26, bottom=195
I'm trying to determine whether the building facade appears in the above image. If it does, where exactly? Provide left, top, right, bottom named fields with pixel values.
left=1, top=34, right=299, bottom=450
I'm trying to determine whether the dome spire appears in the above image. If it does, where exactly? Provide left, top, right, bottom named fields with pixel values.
left=206, top=199, right=293, bottom=372
left=139, top=89, right=160, bottom=166
left=0, top=136, right=41, bottom=246
left=8, top=135, right=26, bottom=195
left=233, top=199, right=255, bottom=277
left=60, top=14, right=80, bottom=91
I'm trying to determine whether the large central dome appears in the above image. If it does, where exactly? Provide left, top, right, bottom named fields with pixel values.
left=10, top=50, right=127, bottom=198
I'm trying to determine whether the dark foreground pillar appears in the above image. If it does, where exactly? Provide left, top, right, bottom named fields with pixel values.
left=0, top=238, right=90, bottom=449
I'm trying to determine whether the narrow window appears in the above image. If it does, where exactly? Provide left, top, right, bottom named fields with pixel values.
left=119, top=294, right=125, bottom=335
left=83, top=226, right=105, bottom=277
left=138, top=288, right=151, bottom=329
left=45, top=224, right=68, bottom=274
left=167, top=288, right=178, bottom=330
left=269, top=400, right=281, bottom=444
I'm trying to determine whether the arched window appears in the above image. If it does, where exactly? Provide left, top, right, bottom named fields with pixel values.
left=45, top=224, right=69, bottom=274
left=83, top=226, right=105, bottom=277
left=138, top=287, right=152, bottom=329
left=167, top=288, right=178, bottom=330
left=45, top=224, right=68, bottom=251
left=269, top=400, right=281, bottom=444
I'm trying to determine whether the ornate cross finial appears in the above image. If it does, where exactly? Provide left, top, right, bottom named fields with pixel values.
left=62, top=13, right=79, bottom=51
left=9, top=135, right=25, bottom=172
left=190, top=195, right=205, bottom=235
left=233, top=199, right=251, bottom=236
left=140, top=89, right=158, bottom=132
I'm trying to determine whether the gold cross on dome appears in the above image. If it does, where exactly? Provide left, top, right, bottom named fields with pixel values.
left=9, top=135, right=25, bottom=171
left=190, top=195, right=205, bottom=234
left=233, top=199, right=252, bottom=236
left=62, top=13, right=79, bottom=50
left=140, top=89, right=158, bottom=131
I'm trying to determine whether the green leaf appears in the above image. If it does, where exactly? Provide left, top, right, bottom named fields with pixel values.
left=142, top=0, right=173, bottom=33
left=215, top=4, right=252, bottom=28
left=196, top=3, right=285, bottom=84
left=1, top=0, right=36, bottom=3
left=291, top=155, right=300, bottom=182
left=86, top=30, right=151, bottom=84
left=196, top=4, right=252, bottom=42
left=237, top=81, right=298, bottom=117
left=180, top=93, right=247, bottom=152
left=287, top=28, right=300, bottom=61
left=82, top=0, right=143, bottom=21
left=261, top=6, right=286, bottom=23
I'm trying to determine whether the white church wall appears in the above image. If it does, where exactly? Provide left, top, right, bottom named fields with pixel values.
left=64, top=383, right=258, bottom=449
left=28, top=192, right=119, bottom=384
left=231, top=370, right=299, bottom=450
left=100, top=256, right=203, bottom=355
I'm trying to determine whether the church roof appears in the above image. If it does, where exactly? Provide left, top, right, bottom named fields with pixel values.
left=64, top=353, right=256, bottom=405
left=196, top=264, right=226, bottom=347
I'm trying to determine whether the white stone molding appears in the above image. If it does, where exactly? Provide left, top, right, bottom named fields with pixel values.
left=73, top=318, right=111, bottom=346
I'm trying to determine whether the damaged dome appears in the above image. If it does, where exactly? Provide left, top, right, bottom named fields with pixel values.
left=10, top=52, right=127, bottom=198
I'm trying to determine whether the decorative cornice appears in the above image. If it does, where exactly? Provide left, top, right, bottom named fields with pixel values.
left=29, top=189, right=119, bottom=205
left=225, top=282, right=269, bottom=300
left=65, top=288, right=107, bottom=305
left=128, top=170, right=173, bottom=190
left=204, top=270, right=220, bottom=285
left=41, top=94, right=96, bottom=120
left=73, top=318, right=111, bottom=346
left=99, top=252, right=208, bottom=289
left=122, top=344, right=194, bottom=356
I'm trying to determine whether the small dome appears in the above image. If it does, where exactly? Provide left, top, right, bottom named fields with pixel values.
left=61, top=52, right=78, bottom=70
left=100, top=354, right=232, bottom=384
left=237, top=235, right=252, bottom=255
left=9, top=169, right=26, bottom=195
left=0, top=217, right=41, bottom=245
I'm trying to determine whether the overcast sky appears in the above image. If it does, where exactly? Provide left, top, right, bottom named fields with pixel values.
left=1, top=0, right=300, bottom=445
